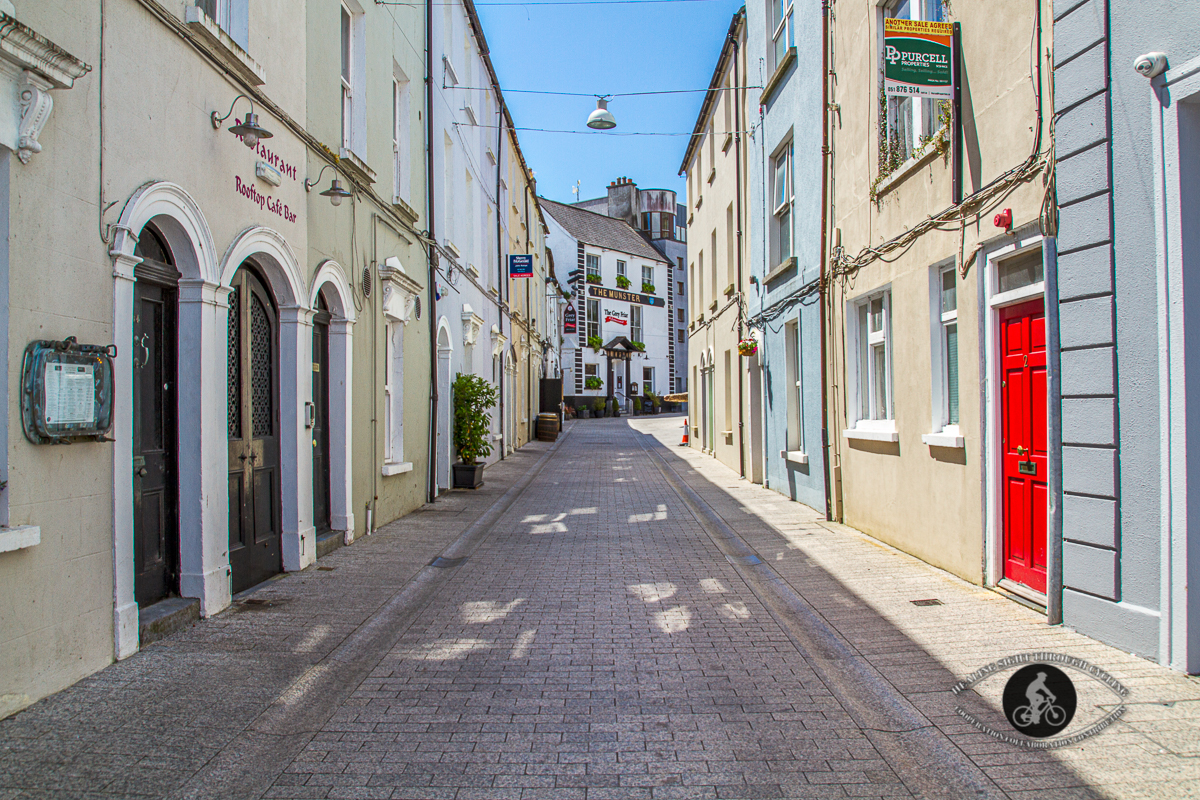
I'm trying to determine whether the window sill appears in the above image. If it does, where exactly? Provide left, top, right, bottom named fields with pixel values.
left=764, top=256, right=797, bottom=285
left=707, top=168, right=716, bottom=185
left=874, top=128, right=947, bottom=199
left=921, top=429, right=965, bottom=448
left=0, top=525, right=40, bottom=554
left=760, top=47, right=796, bottom=106
left=184, top=7, right=265, bottom=86
left=722, top=132, right=733, bottom=153
left=695, top=195, right=703, bottom=210
left=382, top=461, right=413, bottom=477
left=391, top=195, right=419, bottom=224
left=843, top=423, right=899, bottom=443
left=338, top=148, right=377, bottom=186
left=781, top=450, right=809, bottom=465
left=708, top=300, right=718, bottom=312
left=723, top=283, right=736, bottom=297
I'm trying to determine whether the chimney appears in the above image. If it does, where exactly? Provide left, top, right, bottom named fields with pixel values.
left=607, top=177, right=637, bottom=226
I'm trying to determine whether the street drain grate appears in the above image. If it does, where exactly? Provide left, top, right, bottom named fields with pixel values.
left=240, top=597, right=286, bottom=609
left=429, top=556, right=466, bottom=568
left=910, top=598, right=944, bottom=606
left=317, top=566, right=335, bottom=571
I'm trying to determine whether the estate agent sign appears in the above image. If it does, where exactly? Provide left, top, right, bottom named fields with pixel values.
left=509, top=254, right=533, bottom=278
left=883, top=18, right=954, bottom=99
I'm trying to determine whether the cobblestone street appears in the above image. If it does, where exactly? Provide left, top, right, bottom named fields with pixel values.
left=2, top=416, right=1199, bottom=800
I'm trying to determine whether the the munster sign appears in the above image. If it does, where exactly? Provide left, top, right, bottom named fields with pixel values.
left=588, top=286, right=665, bottom=307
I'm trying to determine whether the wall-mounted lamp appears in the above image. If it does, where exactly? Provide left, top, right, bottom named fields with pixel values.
left=587, top=96, right=616, bottom=130
left=304, top=164, right=353, bottom=206
left=211, top=94, right=273, bottom=149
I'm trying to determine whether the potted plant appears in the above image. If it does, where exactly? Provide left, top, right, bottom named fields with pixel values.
left=578, top=404, right=590, bottom=419
left=584, top=375, right=603, bottom=390
left=633, top=398, right=642, bottom=415
left=588, top=335, right=603, bottom=352
left=615, top=275, right=631, bottom=289
left=610, top=398, right=620, bottom=418
left=641, top=281, right=655, bottom=294
left=651, top=392, right=662, bottom=414
left=586, top=273, right=602, bottom=285
left=451, top=373, right=498, bottom=488
left=738, top=338, right=758, bottom=357
left=592, top=397, right=605, bottom=417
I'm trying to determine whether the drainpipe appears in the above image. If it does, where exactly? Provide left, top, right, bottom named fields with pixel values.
left=425, top=0, right=439, bottom=502
left=496, top=107, right=505, bottom=459
left=733, top=23, right=746, bottom=480
left=819, top=0, right=833, bottom=521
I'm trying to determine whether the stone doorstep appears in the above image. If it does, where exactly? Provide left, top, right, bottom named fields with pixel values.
left=316, top=529, right=345, bottom=560
left=138, top=596, right=200, bottom=647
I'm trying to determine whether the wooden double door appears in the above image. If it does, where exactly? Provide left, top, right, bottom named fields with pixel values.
left=227, top=267, right=282, bottom=594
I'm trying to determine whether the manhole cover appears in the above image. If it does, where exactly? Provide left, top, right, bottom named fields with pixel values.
left=910, top=598, right=944, bottom=606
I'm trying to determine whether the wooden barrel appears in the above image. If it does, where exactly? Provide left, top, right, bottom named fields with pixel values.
left=536, top=413, right=558, bottom=442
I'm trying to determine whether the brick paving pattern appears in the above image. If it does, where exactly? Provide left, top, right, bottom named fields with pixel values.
left=1, top=416, right=1199, bottom=799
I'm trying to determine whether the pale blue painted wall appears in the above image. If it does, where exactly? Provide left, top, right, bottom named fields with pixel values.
left=746, top=0, right=826, bottom=513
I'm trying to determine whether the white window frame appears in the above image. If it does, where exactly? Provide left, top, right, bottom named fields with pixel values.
left=643, top=366, right=654, bottom=396
left=784, top=319, right=805, bottom=458
left=198, top=0, right=249, bottom=50
left=392, top=68, right=411, bottom=204
left=586, top=253, right=601, bottom=280
left=341, top=0, right=366, bottom=156
left=772, top=0, right=794, bottom=73
left=616, top=260, right=626, bottom=277
left=771, top=141, right=794, bottom=268
left=586, top=298, right=600, bottom=340
left=844, top=288, right=898, bottom=441
left=630, top=305, right=643, bottom=344
left=382, top=322, right=412, bottom=475
left=642, top=264, right=654, bottom=288
left=922, top=264, right=964, bottom=448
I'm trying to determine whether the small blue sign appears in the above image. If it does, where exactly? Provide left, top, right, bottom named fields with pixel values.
left=509, top=254, right=533, bottom=278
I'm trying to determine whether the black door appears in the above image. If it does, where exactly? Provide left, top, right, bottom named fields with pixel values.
left=132, top=228, right=180, bottom=608
left=312, top=298, right=332, bottom=535
left=227, top=266, right=282, bottom=594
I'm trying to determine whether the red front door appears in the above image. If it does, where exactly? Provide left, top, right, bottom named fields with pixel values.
left=1000, top=299, right=1048, bottom=593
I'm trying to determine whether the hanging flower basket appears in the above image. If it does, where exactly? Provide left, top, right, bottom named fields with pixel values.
left=737, top=339, right=758, bottom=357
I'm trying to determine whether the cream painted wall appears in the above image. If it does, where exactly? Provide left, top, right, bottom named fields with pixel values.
left=826, top=0, right=1053, bottom=582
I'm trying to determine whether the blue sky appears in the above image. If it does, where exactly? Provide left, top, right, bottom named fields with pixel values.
left=475, top=0, right=746, bottom=206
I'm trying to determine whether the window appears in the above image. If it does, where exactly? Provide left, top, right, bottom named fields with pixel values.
left=643, top=367, right=654, bottom=395
left=691, top=259, right=699, bottom=315
left=883, top=0, right=947, bottom=161
left=938, top=267, right=959, bottom=426
left=642, top=265, right=653, bottom=288
left=631, top=305, right=643, bottom=343
left=771, top=143, right=794, bottom=267
left=384, top=323, right=405, bottom=467
left=772, top=0, right=794, bottom=72
left=678, top=329, right=686, bottom=344
left=586, top=253, right=600, bottom=280
left=677, top=281, right=685, bottom=296
left=393, top=68, right=411, bottom=203
left=586, top=298, right=600, bottom=340
left=197, top=0, right=249, bottom=50
left=710, top=230, right=717, bottom=299
left=785, top=320, right=803, bottom=452
left=677, top=308, right=685, bottom=324
left=726, top=204, right=735, bottom=288
left=616, top=260, right=626, bottom=277
left=584, top=363, right=598, bottom=376
left=855, top=290, right=893, bottom=422
left=996, top=247, right=1044, bottom=294
left=341, top=6, right=353, bottom=150
left=724, top=350, right=732, bottom=432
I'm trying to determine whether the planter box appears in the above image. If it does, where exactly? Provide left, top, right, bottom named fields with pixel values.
left=452, top=462, right=485, bottom=489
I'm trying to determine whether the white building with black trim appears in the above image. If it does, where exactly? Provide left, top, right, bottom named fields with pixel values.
left=541, top=199, right=670, bottom=412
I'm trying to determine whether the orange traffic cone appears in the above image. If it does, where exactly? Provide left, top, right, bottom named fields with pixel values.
left=680, top=418, right=689, bottom=446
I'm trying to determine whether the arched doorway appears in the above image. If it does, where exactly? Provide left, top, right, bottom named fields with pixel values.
left=132, top=224, right=181, bottom=608
left=227, top=264, right=282, bottom=593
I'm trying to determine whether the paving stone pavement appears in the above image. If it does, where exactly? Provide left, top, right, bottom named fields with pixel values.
left=2, top=416, right=1199, bottom=799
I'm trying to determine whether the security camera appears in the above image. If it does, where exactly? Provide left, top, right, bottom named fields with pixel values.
left=1134, top=52, right=1169, bottom=79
